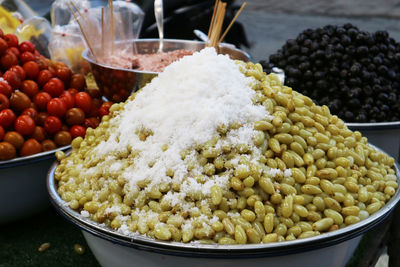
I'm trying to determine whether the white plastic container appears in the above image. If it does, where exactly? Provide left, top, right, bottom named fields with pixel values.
left=0, top=146, right=68, bottom=224
left=47, top=146, right=400, bottom=267
left=347, top=121, right=400, bottom=162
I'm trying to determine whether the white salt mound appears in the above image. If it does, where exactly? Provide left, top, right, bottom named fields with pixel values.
left=94, top=47, right=269, bottom=201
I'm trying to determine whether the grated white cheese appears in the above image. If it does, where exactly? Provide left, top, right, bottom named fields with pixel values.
left=80, top=210, right=90, bottom=217
left=105, top=206, right=121, bottom=215
left=284, top=168, right=293, bottom=177
left=268, top=168, right=282, bottom=178
left=93, top=48, right=269, bottom=201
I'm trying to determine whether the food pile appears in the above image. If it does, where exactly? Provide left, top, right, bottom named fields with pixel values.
left=0, top=30, right=112, bottom=160
left=55, top=48, right=397, bottom=244
left=261, top=24, right=400, bottom=123
left=102, top=49, right=194, bottom=73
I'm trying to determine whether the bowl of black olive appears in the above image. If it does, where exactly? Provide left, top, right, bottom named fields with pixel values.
left=261, top=23, right=400, bottom=161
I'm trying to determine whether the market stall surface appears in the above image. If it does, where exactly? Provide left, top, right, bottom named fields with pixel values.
left=0, top=206, right=390, bottom=267
left=0, top=208, right=100, bottom=267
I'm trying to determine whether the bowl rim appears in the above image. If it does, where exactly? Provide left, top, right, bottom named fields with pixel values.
left=81, top=38, right=251, bottom=75
left=47, top=144, right=400, bottom=258
left=346, top=121, right=400, bottom=130
left=0, top=145, right=70, bottom=169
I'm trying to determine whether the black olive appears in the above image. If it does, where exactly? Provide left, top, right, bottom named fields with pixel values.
left=260, top=23, right=400, bottom=122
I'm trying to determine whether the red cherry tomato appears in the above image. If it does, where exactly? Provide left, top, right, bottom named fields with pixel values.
left=31, top=126, right=46, bottom=142
left=44, top=115, right=62, bottom=134
left=36, top=112, right=48, bottom=126
left=42, top=139, right=57, bottom=151
left=47, top=98, right=67, bottom=118
left=23, top=61, right=39, bottom=79
left=48, top=66, right=56, bottom=76
left=0, top=81, right=12, bottom=97
left=70, top=125, right=86, bottom=138
left=0, top=109, right=16, bottom=128
left=74, top=92, right=92, bottom=114
left=0, top=125, right=4, bottom=140
left=0, top=141, right=16, bottom=160
left=0, top=93, right=9, bottom=111
left=10, top=91, right=31, bottom=113
left=99, top=103, right=112, bottom=117
left=65, top=107, right=85, bottom=125
left=88, top=105, right=99, bottom=117
left=67, top=88, right=78, bottom=95
left=19, top=41, right=35, bottom=53
left=92, top=98, right=102, bottom=109
left=20, top=138, right=42, bottom=157
left=60, top=125, right=68, bottom=132
left=54, top=130, right=72, bottom=146
left=3, top=70, right=21, bottom=89
left=21, top=80, right=39, bottom=98
left=0, top=38, right=7, bottom=56
left=20, top=51, right=35, bottom=64
left=0, top=52, right=18, bottom=70
left=69, top=74, right=86, bottom=91
left=6, top=47, right=20, bottom=58
left=34, top=92, right=52, bottom=111
left=37, top=69, right=53, bottom=86
left=35, top=57, right=49, bottom=70
left=84, top=117, right=100, bottom=129
left=21, top=107, right=38, bottom=122
left=9, top=65, right=26, bottom=80
left=56, top=67, right=72, bottom=83
left=14, top=115, right=36, bottom=136
left=0, top=30, right=3, bottom=38
left=4, top=131, right=24, bottom=149
left=4, top=34, right=18, bottom=47
left=59, top=91, right=75, bottom=109
left=43, top=78, right=64, bottom=97
left=53, top=62, right=68, bottom=69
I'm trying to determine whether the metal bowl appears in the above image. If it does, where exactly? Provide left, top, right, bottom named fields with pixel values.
left=47, top=145, right=400, bottom=267
left=0, top=146, right=69, bottom=224
left=82, top=39, right=251, bottom=102
left=274, top=69, right=400, bottom=162
left=346, top=121, right=400, bottom=162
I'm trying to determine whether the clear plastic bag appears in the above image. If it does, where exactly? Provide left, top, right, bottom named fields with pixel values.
left=72, top=1, right=144, bottom=61
left=15, top=16, right=52, bottom=57
left=48, top=24, right=90, bottom=74
left=50, top=0, right=90, bottom=27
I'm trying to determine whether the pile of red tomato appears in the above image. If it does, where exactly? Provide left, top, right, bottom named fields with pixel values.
left=0, top=30, right=112, bottom=160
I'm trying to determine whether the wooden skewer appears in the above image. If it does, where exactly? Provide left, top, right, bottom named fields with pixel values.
left=70, top=0, right=91, bottom=33
left=218, top=2, right=246, bottom=44
left=207, top=0, right=225, bottom=47
left=210, top=2, right=225, bottom=48
left=101, top=6, right=105, bottom=57
left=70, top=0, right=84, bottom=19
left=67, top=2, right=97, bottom=60
left=207, top=1, right=246, bottom=48
left=207, top=0, right=219, bottom=41
left=108, top=0, right=114, bottom=54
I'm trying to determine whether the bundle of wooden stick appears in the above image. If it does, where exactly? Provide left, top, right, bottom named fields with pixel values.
left=207, top=0, right=246, bottom=48
left=67, top=0, right=115, bottom=61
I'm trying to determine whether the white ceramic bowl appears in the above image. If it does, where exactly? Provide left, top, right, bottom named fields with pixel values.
left=0, top=146, right=69, bottom=224
left=47, top=145, right=400, bottom=267
left=346, top=121, right=400, bottom=162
